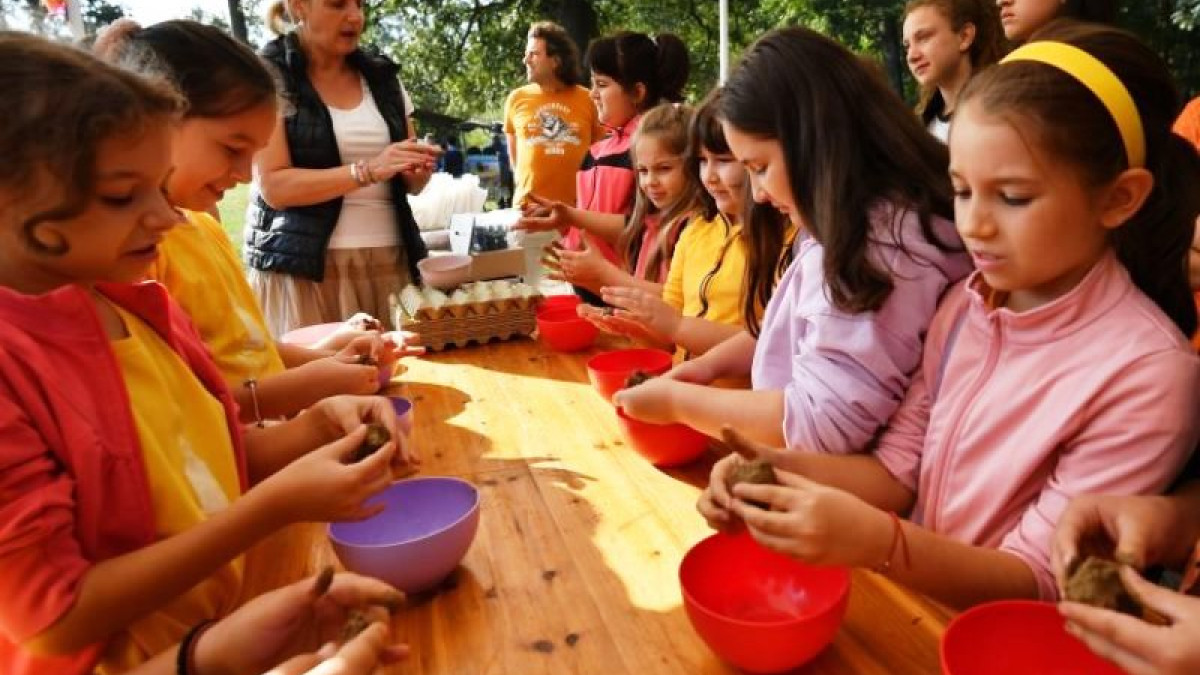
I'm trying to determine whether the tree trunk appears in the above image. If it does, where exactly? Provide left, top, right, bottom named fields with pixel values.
left=544, top=0, right=597, bottom=64
left=879, top=13, right=906, bottom=97
left=227, top=0, right=249, bottom=44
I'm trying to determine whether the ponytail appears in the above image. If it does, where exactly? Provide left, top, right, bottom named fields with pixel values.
left=653, top=33, right=689, bottom=103
left=266, top=0, right=292, bottom=36
left=92, top=17, right=142, bottom=61
left=1111, top=131, right=1200, bottom=338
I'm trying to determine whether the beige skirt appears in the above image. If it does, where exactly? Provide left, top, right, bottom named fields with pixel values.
left=249, top=246, right=410, bottom=337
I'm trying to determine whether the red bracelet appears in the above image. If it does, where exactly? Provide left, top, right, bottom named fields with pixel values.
left=873, top=511, right=911, bottom=574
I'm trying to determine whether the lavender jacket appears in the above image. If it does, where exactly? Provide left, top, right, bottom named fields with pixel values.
left=752, top=203, right=972, bottom=453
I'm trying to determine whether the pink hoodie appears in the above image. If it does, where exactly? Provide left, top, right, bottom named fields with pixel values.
left=876, top=253, right=1200, bottom=600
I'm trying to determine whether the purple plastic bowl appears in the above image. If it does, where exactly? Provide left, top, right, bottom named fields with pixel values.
left=378, top=361, right=395, bottom=390
left=329, top=477, right=480, bottom=593
left=388, top=396, right=414, bottom=436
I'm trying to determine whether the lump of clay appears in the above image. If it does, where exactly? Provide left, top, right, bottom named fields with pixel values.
left=347, top=423, right=391, bottom=464
left=624, top=370, right=655, bottom=389
left=1064, top=557, right=1141, bottom=616
left=341, top=609, right=371, bottom=641
left=725, top=458, right=778, bottom=510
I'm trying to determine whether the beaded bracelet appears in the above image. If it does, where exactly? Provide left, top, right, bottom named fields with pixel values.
left=176, top=620, right=215, bottom=675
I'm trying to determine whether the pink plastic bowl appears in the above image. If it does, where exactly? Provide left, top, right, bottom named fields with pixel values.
left=280, top=322, right=342, bottom=347
left=536, top=307, right=598, bottom=352
left=586, top=348, right=674, bottom=403
left=615, top=408, right=708, bottom=467
left=417, top=254, right=472, bottom=290
left=941, top=600, right=1125, bottom=675
left=329, top=477, right=480, bottom=594
left=680, top=531, right=851, bottom=674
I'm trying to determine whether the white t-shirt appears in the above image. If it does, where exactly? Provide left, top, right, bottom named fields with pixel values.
left=327, top=78, right=402, bottom=249
left=928, top=114, right=951, bottom=144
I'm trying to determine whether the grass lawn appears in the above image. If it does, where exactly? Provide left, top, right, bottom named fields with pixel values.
left=217, top=183, right=250, bottom=256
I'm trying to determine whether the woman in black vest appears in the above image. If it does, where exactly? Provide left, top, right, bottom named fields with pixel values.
left=247, top=0, right=439, bottom=335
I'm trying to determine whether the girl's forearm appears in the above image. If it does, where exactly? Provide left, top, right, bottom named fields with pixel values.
left=672, top=385, right=786, bottom=446
left=792, top=453, right=915, bottom=514
left=239, top=367, right=337, bottom=423
left=672, top=318, right=742, bottom=357
left=258, top=166, right=359, bottom=209
left=884, top=524, right=1040, bottom=609
left=241, top=410, right=333, bottom=483
left=570, top=210, right=626, bottom=246
left=23, top=490, right=280, bottom=656
left=694, top=330, right=758, bottom=380
left=277, top=342, right=333, bottom=368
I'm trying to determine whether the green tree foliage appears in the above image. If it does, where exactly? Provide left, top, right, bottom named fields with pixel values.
left=361, top=0, right=1200, bottom=119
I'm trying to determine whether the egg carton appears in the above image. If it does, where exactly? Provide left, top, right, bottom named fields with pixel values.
left=389, top=289, right=542, bottom=352
left=394, top=281, right=541, bottom=322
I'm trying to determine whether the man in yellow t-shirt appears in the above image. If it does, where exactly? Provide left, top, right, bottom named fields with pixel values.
left=504, top=21, right=603, bottom=208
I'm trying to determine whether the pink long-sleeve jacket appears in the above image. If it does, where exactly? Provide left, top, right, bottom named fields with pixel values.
left=876, top=253, right=1200, bottom=600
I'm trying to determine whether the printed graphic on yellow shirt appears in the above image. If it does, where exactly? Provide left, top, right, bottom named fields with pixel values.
left=525, top=103, right=582, bottom=156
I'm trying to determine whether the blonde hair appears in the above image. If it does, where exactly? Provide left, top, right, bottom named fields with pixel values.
left=618, top=102, right=705, bottom=283
left=266, top=0, right=300, bottom=36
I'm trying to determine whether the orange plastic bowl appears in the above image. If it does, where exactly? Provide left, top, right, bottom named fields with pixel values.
left=586, top=349, right=674, bottom=402
left=536, top=307, right=598, bottom=352
left=680, top=531, right=851, bottom=673
left=941, top=600, right=1125, bottom=675
left=615, top=408, right=708, bottom=466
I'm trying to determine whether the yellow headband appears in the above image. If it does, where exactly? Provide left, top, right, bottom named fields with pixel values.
left=1001, top=41, right=1145, bottom=168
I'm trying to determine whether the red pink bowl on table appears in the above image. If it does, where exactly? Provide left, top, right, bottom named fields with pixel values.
left=680, top=531, right=851, bottom=673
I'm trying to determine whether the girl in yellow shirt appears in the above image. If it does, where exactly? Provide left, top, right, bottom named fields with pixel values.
left=584, top=90, right=793, bottom=361
left=97, top=19, right=421, bottom=424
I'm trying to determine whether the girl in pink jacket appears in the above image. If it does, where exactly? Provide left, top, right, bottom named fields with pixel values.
left=699, top=20, right=1200, bottom=609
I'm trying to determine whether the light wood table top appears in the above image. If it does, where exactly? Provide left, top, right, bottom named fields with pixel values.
left=243, top=337, right=954, bottom=674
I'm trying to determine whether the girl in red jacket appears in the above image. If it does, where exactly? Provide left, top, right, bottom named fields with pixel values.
left=0, top=33, right=411, bottom=675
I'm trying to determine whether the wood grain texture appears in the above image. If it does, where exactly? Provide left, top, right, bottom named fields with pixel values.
left=240, top=336, right=953, bottom=674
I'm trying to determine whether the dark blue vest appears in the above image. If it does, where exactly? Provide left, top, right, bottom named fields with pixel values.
left=245, top=33, right=427, bottom=282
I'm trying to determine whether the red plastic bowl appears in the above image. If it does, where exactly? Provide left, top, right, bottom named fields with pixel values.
left=942, top=600, right=1124, bottom=675
left=537, top=294, right=582, bottom=316
left=615, top=407, right=709, bottom=466
left=680, top=531, right=851, bottom=673
left=536, top=307, right=598, bottom=352
left=586, top=349, right=674, bottom=402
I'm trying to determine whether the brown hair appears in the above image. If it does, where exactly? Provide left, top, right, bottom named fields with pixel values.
left=586, top=31, right=689, bottom=111
left=960, top=20, right=1200, bottom=337
left=690, top=88, right=790, bottom=335
left=0, top=31, right=183, bottom=254
left=528, top=21, right=583, bottom=87
left=903, top=0, right=1006, bottom=123
left=722, top=26, right=958, bottom=315
left=96, top=19, right=278, bottom=119
left=618, top=102, right=705, bottom=283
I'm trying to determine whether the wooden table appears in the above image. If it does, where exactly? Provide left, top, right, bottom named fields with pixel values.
left=243, top=337, right=954, bottom=674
